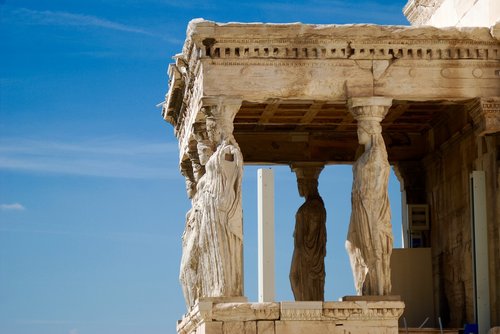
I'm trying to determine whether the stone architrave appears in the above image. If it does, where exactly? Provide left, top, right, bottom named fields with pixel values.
left=196, top=98, right=245, bottom=299
left=289, top=164, right=327, bottom=301
left=346, top=97, right=394, bottom=296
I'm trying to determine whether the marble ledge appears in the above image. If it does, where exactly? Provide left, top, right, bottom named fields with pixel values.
left=177, top=298, right=405, bottom=334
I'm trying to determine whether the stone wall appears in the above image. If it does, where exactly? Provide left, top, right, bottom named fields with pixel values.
left=422, top=107, right=500, bottom=327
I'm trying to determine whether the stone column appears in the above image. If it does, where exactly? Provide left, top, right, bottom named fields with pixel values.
left=289, top=163, right=327, bottom=301
left=346, top=96, right=393, bottom=296
left=196, top=97, right=245, bottom=299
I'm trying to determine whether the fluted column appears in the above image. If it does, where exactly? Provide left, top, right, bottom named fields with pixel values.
left=346, top=97, right=393, bottom=296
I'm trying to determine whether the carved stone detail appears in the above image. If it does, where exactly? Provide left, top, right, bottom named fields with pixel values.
left=212, top=302, right=280, bottom=321
left=164, top=21, right=499, bottom=135
left=177, top=300, right=405, bottom=334
left=323, top=301, right=405, bottom=320
left=179, top=121, right=214, bottom=309
left=179, top=100, right=244, bottom=309
left=196, top=100, right=244, bottom=300
left=469, top=97, right=500, bottom=136
left=346, top=97, right=394, bottom=296
left=280, top=301, right=323, bottom=321
left=289, top=164, right=327, bottom=301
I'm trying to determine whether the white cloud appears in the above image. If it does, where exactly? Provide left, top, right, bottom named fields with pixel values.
left=9, top=7, right=157, bottom=36
left=69, top=329, right=79, bottom=334
left=0, top=137, right=179, bottom=179
left=0, top=203, right=26, bottom=211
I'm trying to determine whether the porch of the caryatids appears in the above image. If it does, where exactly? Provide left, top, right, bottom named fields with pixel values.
left=289, top=163, right=327, bottom=301
left=196, top=98, right=245, bottom=299
left=345, top=96, right=394, bottom=296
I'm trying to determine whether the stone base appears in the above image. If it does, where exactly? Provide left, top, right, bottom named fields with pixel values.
left=177, top=298, right=405, bottom=334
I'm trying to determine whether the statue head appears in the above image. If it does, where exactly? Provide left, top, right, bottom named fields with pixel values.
left=193, top=120, right=214, bottom=166
left=180, top=159, right=197, bottom=199
left=184, top=178, right=196, bottom=199
left=291, top=165, right=324, bottom=198
left=202, top=104, right=236, bottom=147
left=196, top=139, right=214, bottom=166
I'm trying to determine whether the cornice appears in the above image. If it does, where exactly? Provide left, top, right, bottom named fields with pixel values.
left=180, top=21, right=499, bottom=67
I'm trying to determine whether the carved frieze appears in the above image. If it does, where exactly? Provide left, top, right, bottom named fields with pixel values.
left=280, top=301, right=323, bottom=321
left=212, top=302, right=280, bottom=321
left=323, top=301, right=405, bottom=321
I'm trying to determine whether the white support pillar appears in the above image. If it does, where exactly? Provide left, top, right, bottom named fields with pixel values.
left=258, top=168, right=275, bottom=302
left=470, top=171, right=490, bottom=333
left=401, top=188, right=409, bottom=248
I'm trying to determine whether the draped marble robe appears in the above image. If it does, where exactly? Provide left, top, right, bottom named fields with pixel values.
left=179, top=136, right=212, bottom=308
left=289, top=191, right=327, bottom=301
left=346, top=133, right=393, bottom=296
left=198, top=138, right=244, bottom=297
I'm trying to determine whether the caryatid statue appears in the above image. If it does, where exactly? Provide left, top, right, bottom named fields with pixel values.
left=346, top=97, right=393, bottom=296
left=196, top=101, right=244, bottom=299
left=179, top=122, right=213, bottom=308
left=289, top=164, right=327, bottom=301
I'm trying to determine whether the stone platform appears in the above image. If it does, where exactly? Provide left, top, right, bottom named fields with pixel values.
left=177, top=297, right=405, bottom=334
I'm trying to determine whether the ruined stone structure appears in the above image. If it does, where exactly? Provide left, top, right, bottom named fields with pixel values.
left=162, top=1, right=500, bottom=332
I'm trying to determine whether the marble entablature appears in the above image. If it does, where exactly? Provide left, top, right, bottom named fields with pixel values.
left=164, top=20, right=499, bottom=159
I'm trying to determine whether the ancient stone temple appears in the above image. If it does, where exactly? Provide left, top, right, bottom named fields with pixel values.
left=162, top=0, right=499, bottom=333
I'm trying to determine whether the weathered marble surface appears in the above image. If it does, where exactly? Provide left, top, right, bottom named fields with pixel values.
left=346, top=97, right=393, bottom=296
left=198, top=104, right=244, bottom=299
left=177, top=300, right=405, bottom=334
left=289, top=165, right=326, bottom=301
left=179, top=124, right=212, bottom=308
left=179, top=101, right=244, bottom=309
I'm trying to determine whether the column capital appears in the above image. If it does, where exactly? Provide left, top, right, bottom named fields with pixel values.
left=290, top=163, right=325, bottom=180
left=201, top=96, right=242, bottom=124
left=201, top=96, right=243, bottom=108
left=348, top=97, right=392, bottom=122
left=348, top=97, right=393, bottom=108
left=468, top=97, right=500, bottom=136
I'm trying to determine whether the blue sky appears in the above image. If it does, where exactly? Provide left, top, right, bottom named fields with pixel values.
left=0, top=1, right=410, bottom=333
